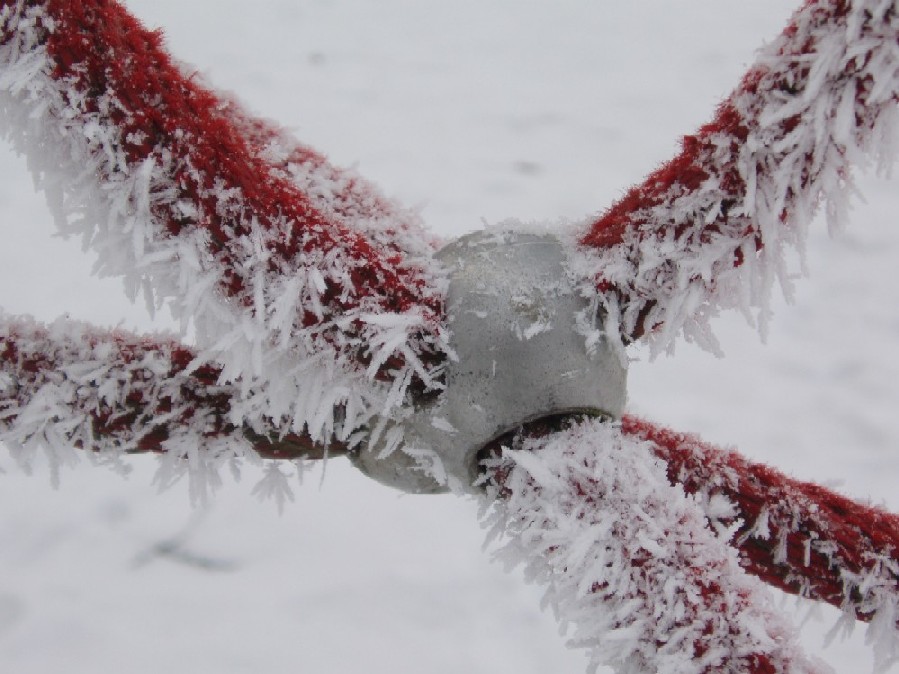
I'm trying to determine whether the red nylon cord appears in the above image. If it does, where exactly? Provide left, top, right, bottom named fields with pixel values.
left=623, top=415, right=899, bottom=623
left=578, top=0, right=897, bottom=340
left=0, top=319, right=342, bottom=460
left=2, top=2, right=898, bottom=659
left=581, top=0, right=845, bottom=249
left=31, top=0, right=440, bottom=318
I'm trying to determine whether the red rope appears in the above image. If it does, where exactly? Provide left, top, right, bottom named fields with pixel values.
left=577, top=0, right=898, bottom=341
left=5, top=314, right=895, bottom=631
left=623, top=415, right=899, bottom=624
left=481, top=418, right=822, bottom=674
left=0, top=0, right=445, bottom=380
left=2, top=2, right=897, bottom=662
left=51, top=0, right=433, bottom=310
left=0, top=316, right=341, bottom=461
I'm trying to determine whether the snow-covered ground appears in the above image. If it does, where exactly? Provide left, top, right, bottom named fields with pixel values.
left=1, top=1, right=896, bottom=672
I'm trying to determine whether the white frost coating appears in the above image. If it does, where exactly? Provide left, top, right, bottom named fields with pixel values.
left=565, top=0, right=899, bottom=356
left=647, top=419, right=899, bottom=671
left=0, top=2, right=449, bottom=454
left=255, top=121, right=445, bottom=257
left=0, top=313, right=275, bottom=502
left=480, top=419, right=830, bottom=674
left=836, top=554, right=899, bottom=672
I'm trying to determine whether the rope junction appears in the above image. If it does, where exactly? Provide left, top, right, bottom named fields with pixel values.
left=1, top=0, right=898, bottom=671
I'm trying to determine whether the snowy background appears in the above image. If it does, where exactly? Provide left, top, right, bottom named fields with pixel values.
left=1, top=1, right=897, bottom=672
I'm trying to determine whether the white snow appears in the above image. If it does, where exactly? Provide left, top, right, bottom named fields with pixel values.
left=0, top=1, right=897, bottom=673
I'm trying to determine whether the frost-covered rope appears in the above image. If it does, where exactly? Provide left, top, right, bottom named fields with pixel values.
left=5, top=309, right=895, bottom=634
left=0, top=313, right=340, bottom=500
left=0, top=0, right=449, bottom=448
left=570, top=0, right=899, bottom=352
left=1, top=3, right=896, bottom=670
left=481, top=418, right=830, bottom=674
left=219, top=95, right=443, bottom=257
left=623, top=416, right=899, bottom=655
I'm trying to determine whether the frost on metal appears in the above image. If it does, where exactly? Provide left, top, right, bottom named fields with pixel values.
left=354, top=229, right=628, bottom=494
left=0, top=0, right=449, bottom=451
left=481, top=418, right=830, bottom=674
left=570, top=0, right=899, bottom=355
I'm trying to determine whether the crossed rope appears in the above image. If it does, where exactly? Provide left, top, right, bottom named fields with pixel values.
left=0, top=1, right=897, bottom=672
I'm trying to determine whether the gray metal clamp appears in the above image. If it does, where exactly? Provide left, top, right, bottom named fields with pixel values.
left=351, top=229, right=628, bottom=493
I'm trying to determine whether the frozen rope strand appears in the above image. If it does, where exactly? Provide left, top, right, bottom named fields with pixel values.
left=219, top=94, right=443, bottom=257
left=623, top=415, right=899, bottom=665
left=570, top=0, right=899, bottom=351
left=0, top=314, right=344, bottom=501
left=0, top=0, right=448, bottom=445
left=480, top=417, right=829, bottom=674
left=5, top=308, right=895, bottom=657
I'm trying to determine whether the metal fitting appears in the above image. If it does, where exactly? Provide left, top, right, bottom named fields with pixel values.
left=351, top=229, right=628, bottom=493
